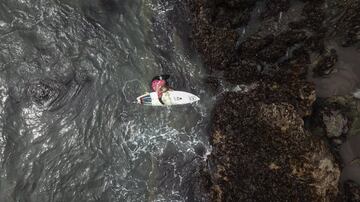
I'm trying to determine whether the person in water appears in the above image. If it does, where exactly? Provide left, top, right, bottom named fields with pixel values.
left=151, top=75, right=172, bottom=105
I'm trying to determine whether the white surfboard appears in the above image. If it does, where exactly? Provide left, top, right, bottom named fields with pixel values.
left=136, top=91, right=200, bottom=106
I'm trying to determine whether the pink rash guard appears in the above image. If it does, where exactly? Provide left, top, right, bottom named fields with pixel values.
left=151, top=79, right=166, bottom=98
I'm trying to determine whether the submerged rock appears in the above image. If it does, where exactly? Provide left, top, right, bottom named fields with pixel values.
left=28, top=80, right=61, bottom=107
left=26, top=73, right=91, bottom=111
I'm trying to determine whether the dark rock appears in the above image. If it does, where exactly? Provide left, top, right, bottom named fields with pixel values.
left=304, top=34, right=326, bottom=53
left=278, top=46, right=310, bottom=78
left=261, top=0, right=290, bottom=19
left=301, top=1, right=326, bottom=31
left=192, top=23, right=237, bottom=71
left=337, top=2, right=360, bottom=47
left=258, top=42, right=288, bottom=62
left=312, top=49, right=338, bottom=77
left=204, top=76, right=222, bottom=95
left=343, top=181, right=360, bottom=201
left=277, top=30, right=307, bottom=46
left=258, top=30, right=307, bottom=63
left=211, top=6, right=252, bottom=28
left=237, top=34, right=274, bottom=58
left=208, top=91, right=339, bottom=201
left=223, top=60, right=260, bottom=84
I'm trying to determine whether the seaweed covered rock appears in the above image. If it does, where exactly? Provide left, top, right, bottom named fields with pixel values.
left=185, top=0, right=358, bottom=200
left=188, top=0, right=239, bottom=71
left=324, top=0, right=360, bottom=47
left=343, top=181, right=360, bottom=201
left=209, top=91, right=339, bottom=201
left=261, top=0, right=290, bottom=19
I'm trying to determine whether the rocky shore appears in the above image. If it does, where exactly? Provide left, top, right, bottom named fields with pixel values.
left=186, top=0, right=360, bottom=201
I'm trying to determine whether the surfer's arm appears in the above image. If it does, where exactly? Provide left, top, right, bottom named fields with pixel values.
left=156, top=90, right=165, bottom=105
left=159, top=97, right=165, bottom=105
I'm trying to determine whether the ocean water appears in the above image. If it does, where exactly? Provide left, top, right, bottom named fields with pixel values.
left=0, top=0, right=212, bottom=201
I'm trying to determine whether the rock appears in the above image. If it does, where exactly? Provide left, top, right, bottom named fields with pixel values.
left=186, top=0, right=347, bottom=200
left=309, top=96, right=353, bottom=140
left=342, top=181, right=360, bottom=201
left=187, top=0, right=239, bottom=71
left=333, top=138, right=343, bottom=145
left=312, top=49, right=338, bottom=77
left=307, top=95, right=360, bottom=199
left=322, top=110, right=348, bottom=138
left=259, top=102, right=304, bottom=134
left=204, top=76, right=222, bottom=95
left=207, top=92, right=340, bottom=201
left=258, top=41, right=288, bottom=63
left=261, top=0, right=290, bottom=19
left=300, top=1, right=326, bottom=31
left=338, top=2, right=360, bottom=47
left=304, top=34, right=325, bottom=53
left=237, top=34, right=274, bottom=58
left=278, top=46, right=310, bottom=78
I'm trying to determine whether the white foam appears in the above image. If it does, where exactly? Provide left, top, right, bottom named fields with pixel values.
left=353, top=89, right=360, bottom=99
left=0, top=20, right=7, bottom=28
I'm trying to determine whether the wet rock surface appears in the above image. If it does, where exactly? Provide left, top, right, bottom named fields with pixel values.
left=186, top=0, right=360, bottom=200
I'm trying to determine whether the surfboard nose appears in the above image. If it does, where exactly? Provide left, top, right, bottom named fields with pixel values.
left=190, top=95, right=200, bottom=102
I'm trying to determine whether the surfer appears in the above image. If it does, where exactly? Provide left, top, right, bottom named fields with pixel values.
left=151, top=75, right=172, bottom=105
